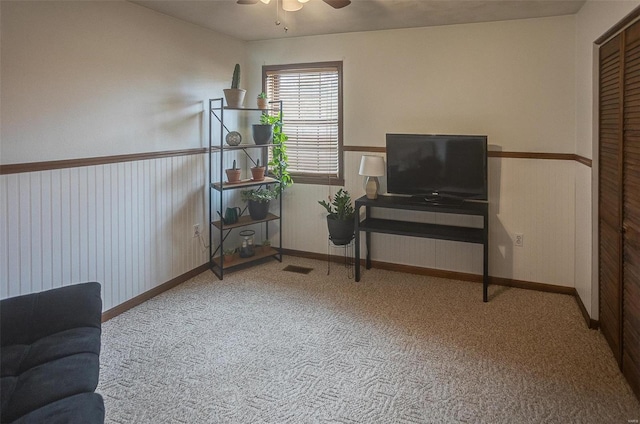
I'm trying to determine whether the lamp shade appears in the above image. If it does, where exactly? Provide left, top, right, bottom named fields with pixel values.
left=359, top=155, right=385, bottom=177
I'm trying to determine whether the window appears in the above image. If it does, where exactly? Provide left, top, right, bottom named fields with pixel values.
left=263, top=62, right=343, bottom=185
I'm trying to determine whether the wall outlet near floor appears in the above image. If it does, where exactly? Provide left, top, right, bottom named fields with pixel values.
left=193, top=224, right=201, bottom=238
left=515, top=233, right=524, bottom=247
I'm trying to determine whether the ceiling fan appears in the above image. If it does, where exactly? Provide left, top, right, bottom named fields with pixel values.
left=237, top=0, right=351, bottom=11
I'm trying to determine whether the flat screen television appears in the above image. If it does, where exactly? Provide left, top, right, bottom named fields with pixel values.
left=386, top=134, right=488, bottom=203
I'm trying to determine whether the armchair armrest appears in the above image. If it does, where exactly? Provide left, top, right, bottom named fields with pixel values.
left=1, top=282, right=102, bottom=347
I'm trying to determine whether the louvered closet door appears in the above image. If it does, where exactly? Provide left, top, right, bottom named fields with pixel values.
left=599, top=33, right=623, bottom=367
left=623, top=21, right=640, bottom=396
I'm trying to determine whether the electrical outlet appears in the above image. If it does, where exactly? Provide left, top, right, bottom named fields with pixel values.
left=193, top=224, right=201, bottom=238
left=515, top=233, right=524, bottom=247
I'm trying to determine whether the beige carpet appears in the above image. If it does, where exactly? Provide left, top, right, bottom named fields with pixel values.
left=98, top=257, right=640, bottom=423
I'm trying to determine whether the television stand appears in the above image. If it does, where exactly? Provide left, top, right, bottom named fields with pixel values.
left=419, top=195, right=465, bottom=206
left=354, top=195, right=489, bottom=302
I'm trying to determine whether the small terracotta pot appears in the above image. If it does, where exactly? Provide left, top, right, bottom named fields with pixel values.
left=225, top=168, right=241, bottom=183
left=257, top=98, right=268, bottom=109
left=250, top=166, right=265, bottom=181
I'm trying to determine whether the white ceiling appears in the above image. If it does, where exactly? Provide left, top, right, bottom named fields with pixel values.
left=131, top=0, right=586, bottom=41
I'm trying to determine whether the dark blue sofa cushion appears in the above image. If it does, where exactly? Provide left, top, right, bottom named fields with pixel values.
left=0, top=282, right=104, bottom=424
left=10, top=393, right=104, bottom=424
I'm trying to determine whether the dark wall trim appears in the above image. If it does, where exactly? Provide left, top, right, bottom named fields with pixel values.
left=575, top=155, right=593, bottom=168
left=343, top=147, right=592, bottom=167
left=101, top=263, right=211, bottom=322
left=0, top=148, right=207, bottom=175
left=1, top=148, right=594, bottom=176
left=595, top=4, right=640, bottom=45
left=343, top=146, right=386, bottom=153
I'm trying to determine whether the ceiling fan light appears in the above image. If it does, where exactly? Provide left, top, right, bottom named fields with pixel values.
left=260, top=0, right=271, bottom=3
left=298, top=0, right=310, bottom=3
left=282, top=0, right=303, bottom=11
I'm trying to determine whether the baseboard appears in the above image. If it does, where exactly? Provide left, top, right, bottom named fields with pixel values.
left=101, top=263, right=211, bottom=322
left=102, top=253, right=600, bottom=330
left=573, top=288, right=600, bottom=329
left=488, top=275, right=574, bottom=295
left=285, top=249, right=598, bottom=327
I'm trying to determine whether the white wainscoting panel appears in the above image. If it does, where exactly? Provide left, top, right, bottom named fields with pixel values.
left=574, top=162, right=593, bottom=315
left=489, top=157, right=575, bottom=286
left=0, top=154, right=209, bottom=311
left=281, top=151, right=576, bottom=287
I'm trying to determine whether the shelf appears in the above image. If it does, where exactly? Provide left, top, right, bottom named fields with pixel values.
left=224, top=106, right=280, bottom=111
left=359, top=218, right=485, bottom=244
left=209, top=106, right=281, bottom=112
left=356, top=195, right=488, bottom=216
left=211, top=177, right=279, bottom=191
left=208, top=98, right=284, bottom=280
left=212, top=213, right=280, bottom=230
left=210, top=143, right=275, bottom=152
left=212, top=247, right=280, bottom=269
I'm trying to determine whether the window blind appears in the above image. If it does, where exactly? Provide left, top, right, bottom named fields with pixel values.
left=265, top=66, right=340, bottom=177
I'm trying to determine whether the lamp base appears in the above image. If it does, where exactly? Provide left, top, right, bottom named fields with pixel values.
left=365, top=176, right=379, bottom=200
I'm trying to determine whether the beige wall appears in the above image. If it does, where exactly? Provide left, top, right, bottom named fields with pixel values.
left=1, top=1, right=244, bottom=164
left=248, top=16, right=578, bottom=286
left=574, top=0, right=639, bottom=319
left=4, top=0, right=637, bottom=314
left=0, top=1, right=241, bottom=307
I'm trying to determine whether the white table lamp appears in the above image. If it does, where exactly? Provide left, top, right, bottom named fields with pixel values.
left=359, top=155, right=385, bottom=199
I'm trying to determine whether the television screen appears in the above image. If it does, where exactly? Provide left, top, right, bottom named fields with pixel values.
left=386, top=134, right=487, bottom=201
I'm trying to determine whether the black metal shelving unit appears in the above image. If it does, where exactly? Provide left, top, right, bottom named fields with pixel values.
left=208, top=98, right=284, bottom=279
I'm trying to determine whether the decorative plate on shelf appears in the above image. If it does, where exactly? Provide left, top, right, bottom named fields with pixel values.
left=225, top=131, right=242, bottom=146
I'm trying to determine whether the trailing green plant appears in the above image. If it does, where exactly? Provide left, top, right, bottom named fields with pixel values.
left=241, top=187, right=279, bottom=203
left=260, top=112, right=292, bottom=189
left=318, top=189, right=355, bottom=221
left=223, top=247, right=236, bottom=256
left=231, top=64, right=240, bottom=89
left=258, top=92, right=267, bottom=99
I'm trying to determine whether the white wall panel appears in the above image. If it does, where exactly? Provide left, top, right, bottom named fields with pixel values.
left=489, top=158, right=575, bottom=286
left=575, top=163, right=592, bottom=314
left=0, top=154, right=209, bottom=311
left=281, top=152, right=575, bottom=285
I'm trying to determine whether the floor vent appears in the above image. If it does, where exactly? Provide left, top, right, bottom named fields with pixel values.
left=283, top=265, right=314, bottom=274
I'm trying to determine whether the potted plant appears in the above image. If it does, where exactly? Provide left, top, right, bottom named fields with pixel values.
left=223, top=247, right=236, bottom=264
left=223, top=64, right=246, bottom=108
left=250, top=158, right=266, bottom=181
left=318, top=188, right=355, bottom=245
left=257, top=92, right=268, bottom=109
left=241, top=187, right=279, bottom=220
left=261, top=239, right=271, bottom=252
left=252, top=117, right=274, bottom=145
left=225, top=159, right=241, bottom=183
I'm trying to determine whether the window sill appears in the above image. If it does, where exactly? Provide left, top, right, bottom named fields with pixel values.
left=292, top=175, right=345, bottom=186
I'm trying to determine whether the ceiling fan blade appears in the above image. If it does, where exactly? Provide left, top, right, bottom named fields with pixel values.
left=322, top=0, right=351, bottom=8
left=237, top=0, right=259, bottom=4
